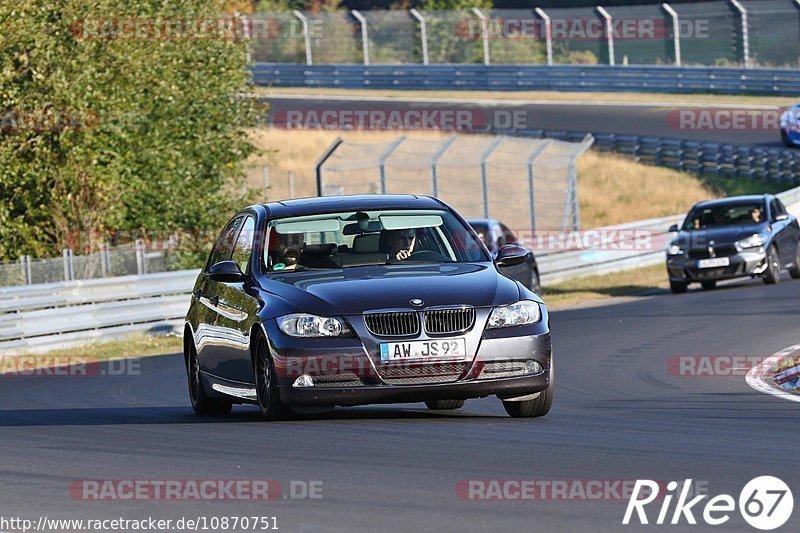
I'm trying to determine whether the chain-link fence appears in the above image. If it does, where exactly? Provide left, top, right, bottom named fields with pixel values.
left=250, top=2, right=800, bottom=68
left=0, top=242, right=175, bottom=288
left=316, top=134, right=593, bottom=233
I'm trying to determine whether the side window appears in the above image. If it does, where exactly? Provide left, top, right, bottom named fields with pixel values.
left=231, top=216, right=256, bottom=274
left=775, top=200, right=787, bottom=217
left=769, top=200, right=781, bottom=221
left=500, top=223, right=517, bottom=244
left=207, top=216, right=242, bottom=270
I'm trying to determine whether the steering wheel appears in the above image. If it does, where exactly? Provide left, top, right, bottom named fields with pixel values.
left=407, top=250, right=451, bottom=262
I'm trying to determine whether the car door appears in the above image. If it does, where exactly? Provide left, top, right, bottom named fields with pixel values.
left=769, top=199, right=794, bottom=265
left=194, top=215, right=244, bottom=380
left=773, top=199, right=799, bottom=265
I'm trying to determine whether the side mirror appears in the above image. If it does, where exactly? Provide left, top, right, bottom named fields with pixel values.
left=668, top=224, right=679, bottom=232
left=495, top=245, right=528, bottom=267
left=207, top=260, right=246, bottom=283
left=775, top=214, right=789, bottom=221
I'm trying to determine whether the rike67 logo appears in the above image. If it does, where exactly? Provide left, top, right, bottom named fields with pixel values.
left=623, top=477, right=793, bottom=530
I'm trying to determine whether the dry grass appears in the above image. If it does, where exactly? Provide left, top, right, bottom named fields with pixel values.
left=542, top=264, right=669, bottom=310
left=248, top=128, right=719, bottom=228
left=576, top=150, right=717, bottom=226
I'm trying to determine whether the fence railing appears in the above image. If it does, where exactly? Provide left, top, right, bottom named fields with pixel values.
left=251, top=2, right=800, bottom=68
left=252, top=63, right=800, bottom=96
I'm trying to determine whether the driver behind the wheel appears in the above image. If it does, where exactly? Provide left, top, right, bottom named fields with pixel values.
left=385, top=228, right=416, bottom=261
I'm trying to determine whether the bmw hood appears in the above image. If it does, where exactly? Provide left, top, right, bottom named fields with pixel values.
left=259, top=263, right=523, bottom=317
left=674, top=224, right=769, bottom=247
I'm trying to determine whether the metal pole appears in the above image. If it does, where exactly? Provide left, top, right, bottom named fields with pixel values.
left=525, top=141, right=551, bottom=234
left=315, top=137, right=343, bottom=196
left=596, top=6, right=615, bottom=66
left=410, top=9, right=429, bottom=65
left=288, top=171, right=295, bottom=199
left=661, top=3, right=681, bottom=66
left=430, top=135, right=458, bottom=197
left=534, top=8, right=553, bottom=66
left=293, top=10, right=313, bottom=66
left=566, top=134, right=595, bottom=230
left=376, top=137, right=406, bottom=194
left=100, top=243, right=109, bottom=277
left=479, top=137, right=504, bottom=218
left=135, top=239, right=145, bottom=276
left=472, top=8, right=490, bottom=66
left=62, top=248, right=73, bottom=281
left=729, top=0, right=749, bottom=68
left=24, top=255, right=31, bottom=284
left=351, top=10, right=370, bottom=66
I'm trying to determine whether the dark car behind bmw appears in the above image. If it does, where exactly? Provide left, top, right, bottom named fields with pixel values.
left=185, top=195, right=553, bottom=419
left=666, top=194, right=800, bottom=293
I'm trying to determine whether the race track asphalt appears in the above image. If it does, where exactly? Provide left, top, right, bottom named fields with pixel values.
left=1, top=273, right=797, bottom=532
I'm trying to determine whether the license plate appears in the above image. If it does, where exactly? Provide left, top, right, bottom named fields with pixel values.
left=698, top=257, right=730, bottom=269
left=380, top=338, right=466, bottom=362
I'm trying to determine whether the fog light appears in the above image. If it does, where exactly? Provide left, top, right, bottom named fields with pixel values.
left=292, top=374, right=314, bottom=388
left=524, top=360, right=542, bottom=375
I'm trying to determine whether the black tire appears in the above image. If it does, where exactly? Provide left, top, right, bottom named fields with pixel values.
left=763, top=245, right=780, bottom=285
left=782, top=130, right=793, bottom=148
left=187, top=340, right=232, bottom=415
left=253, top=332, right=288, bottom=421
left=789, top=245, right=800, bottom=279
left=670, top=280, right=688, bottom=294
left=529, top=267, right=542, bottom=295
left=701, top=280, right=717, bottom=290
left=501, top=361, right=553, bottom=418
left=425, top=399, right=465, bottom=410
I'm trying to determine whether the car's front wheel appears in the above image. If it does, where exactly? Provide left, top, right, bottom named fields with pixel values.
left=187, top=341, right=232, bottom=415
left=788, top=245, right=800, bottom=279
left=501, top=362, right=553, bottom=418
left=254, top=332, right=288, bottom=421
left=763, top=245, right=781, bottom=285
left=670, top=280, right=688, bottom=294
left=425, top=399, right=465, bottom=410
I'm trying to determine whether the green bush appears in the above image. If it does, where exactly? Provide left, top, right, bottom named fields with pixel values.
left=0, top=0, right=264, bottom=265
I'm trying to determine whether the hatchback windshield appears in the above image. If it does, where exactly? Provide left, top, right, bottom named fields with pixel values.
left=681, top=202, right=766, bottom=230
left=264, top=209, right=487, bottom=271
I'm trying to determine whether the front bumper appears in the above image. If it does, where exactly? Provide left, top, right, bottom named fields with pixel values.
left=666, top=249, right=767, bottom=282
left=264, top=313, right=552, bottom=407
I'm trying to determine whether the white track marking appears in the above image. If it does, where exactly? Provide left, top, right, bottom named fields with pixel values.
left=746, top=343, right=800, bottom=403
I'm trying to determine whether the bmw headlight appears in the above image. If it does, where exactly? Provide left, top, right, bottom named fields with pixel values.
left=487, top=301, right=541, bottom=329
left=735, top=233, right=765, bottom=251
left=667, top=243, right=684, bottom=256
left=277, top=314, right=350, bottom=337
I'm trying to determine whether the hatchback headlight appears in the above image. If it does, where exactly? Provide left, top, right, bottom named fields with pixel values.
left=667, top=243, right=684, bottom=256
left=735, top=233, right=765, bottom=251
left=487, top=301, right=541, bottom=329
left=277, top=314, right=350, bottom=337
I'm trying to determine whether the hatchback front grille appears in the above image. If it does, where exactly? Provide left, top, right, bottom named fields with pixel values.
left=364, top=311, right=420, bottom=337
left=687, top=245, right=737, bottom=259
left=424, top=308, right=475, bottom=335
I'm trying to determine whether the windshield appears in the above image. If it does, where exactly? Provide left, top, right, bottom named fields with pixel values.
left=681, top=202, right=766, bottom=230
left=264, top=209, right=487, bottom=272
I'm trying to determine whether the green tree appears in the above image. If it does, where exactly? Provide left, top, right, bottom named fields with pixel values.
left=0, top=0, right=264, bottom=264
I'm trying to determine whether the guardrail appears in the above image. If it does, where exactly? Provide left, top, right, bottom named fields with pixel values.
left=3, top=183, right=800, bottom=354
left=510, top=129, right=800, bottom=183
left=252, top=64, right=800, bottom=96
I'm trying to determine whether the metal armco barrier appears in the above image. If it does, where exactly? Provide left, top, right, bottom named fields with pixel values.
left=252, top=64, right=800, bottom=96
left=513, top=129, right=800, bottom=183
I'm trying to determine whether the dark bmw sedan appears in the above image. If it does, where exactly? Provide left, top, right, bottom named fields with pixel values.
left=666, top=194, right=800, bottom=293
left=185, top=195, right=553, bottom=419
